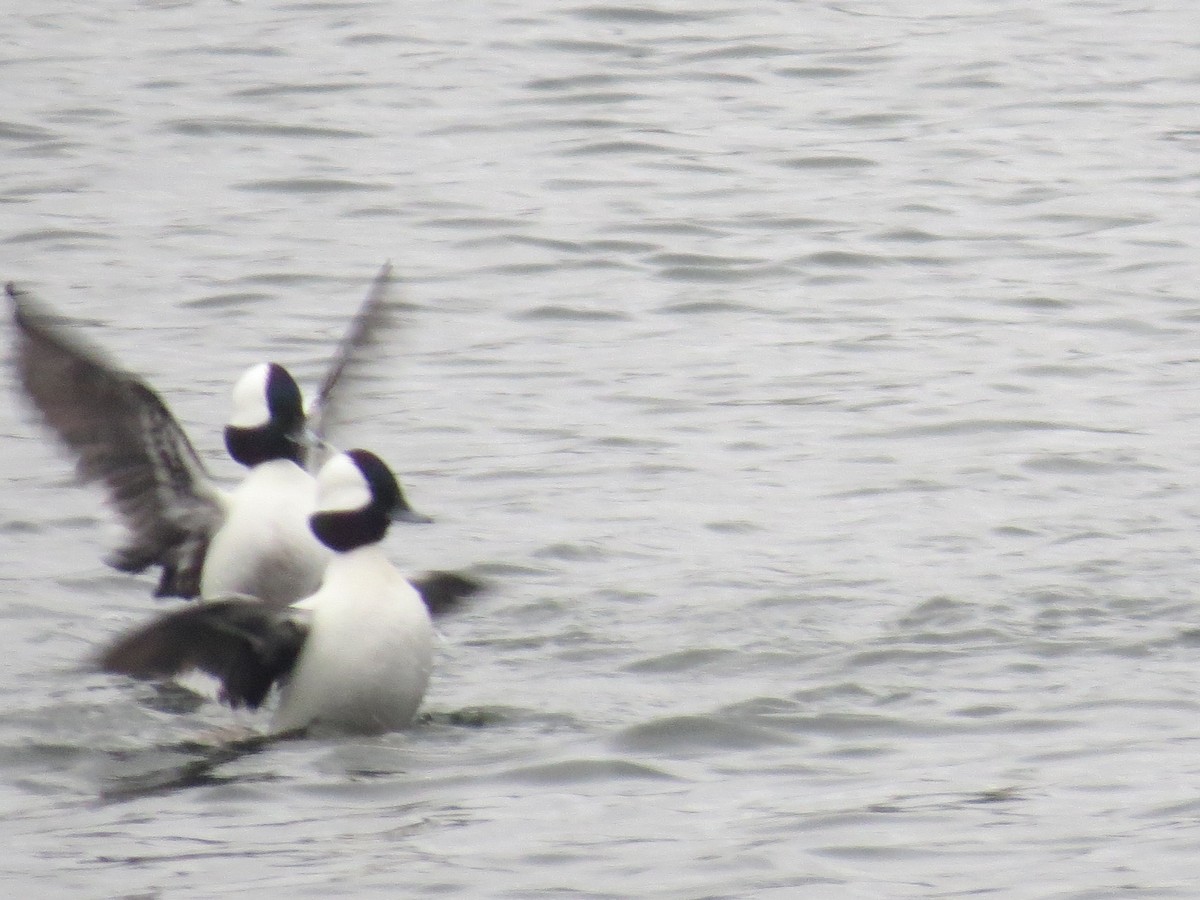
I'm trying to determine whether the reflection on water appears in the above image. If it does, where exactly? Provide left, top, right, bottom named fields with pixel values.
left=98, top=730, right=287, bottom=805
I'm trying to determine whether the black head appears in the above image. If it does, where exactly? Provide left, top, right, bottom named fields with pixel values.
left=223, top=363, right=306, bottom=467
left=309, top=449, right=428, bottom=553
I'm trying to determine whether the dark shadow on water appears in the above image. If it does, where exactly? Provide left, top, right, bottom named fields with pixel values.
left=97, top=728, right=306, bottom=805
left=865, top=786, right=1024, bottom=815
left=142, top=681, right=209, bottom=715
left=420, top=706, right=508, bottom=728
left=95, top=707, right=506, bottom=804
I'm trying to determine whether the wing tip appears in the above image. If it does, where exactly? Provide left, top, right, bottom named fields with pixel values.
left=7, top=280, right=37, bottom=323
left=412, top=570, right=486, bottom=617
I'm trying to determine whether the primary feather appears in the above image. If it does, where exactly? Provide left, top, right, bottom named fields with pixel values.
left=8, top=282, right=224, bottom=597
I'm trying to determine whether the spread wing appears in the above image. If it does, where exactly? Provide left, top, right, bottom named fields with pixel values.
left=305, top=262, right=398, bottom=467
left=97, top=598, right=308, bottom=710
left=409, top=570, right=484, bottom=617
left=7, top=283, right=226, bottom=598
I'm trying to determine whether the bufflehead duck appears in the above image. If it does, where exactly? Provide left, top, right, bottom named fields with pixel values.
left=99, top=450, right=478, bottom=735
left=6, top=266, right=415, bottom=605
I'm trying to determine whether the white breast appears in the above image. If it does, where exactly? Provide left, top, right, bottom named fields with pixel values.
left=201, top=460, right=330, bottom=606
left=272, top=546, right=435, bottom=734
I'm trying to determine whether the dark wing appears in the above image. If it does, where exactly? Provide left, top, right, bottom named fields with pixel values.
left=7, top=283, right=225, bottom=598
left=97, top=599, right=308, bottom=710
left=409, top=570, right=484, bottom=617
left=305, top=263, right=399, bottom=465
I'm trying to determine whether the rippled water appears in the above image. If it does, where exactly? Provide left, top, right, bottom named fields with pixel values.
left=3, top=1, right=1200, bottom=896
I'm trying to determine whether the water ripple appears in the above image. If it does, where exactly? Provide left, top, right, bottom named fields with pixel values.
left=166, top=118, right=367, bottom=140
left=500, top=758, right=677, bottom=785
left=235, top=178, right=388, bottom=194
left=613, top=715, right=795, bottom=756
left=4, top=1, right=1200, bottom=895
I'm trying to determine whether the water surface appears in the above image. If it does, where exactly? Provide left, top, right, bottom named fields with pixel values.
left=2, top=1, right=1200, bottom=897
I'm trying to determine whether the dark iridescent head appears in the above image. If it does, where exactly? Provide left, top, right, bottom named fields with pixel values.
left=223, top=363, right=306, bottom=467
left=309, top=449, right=430, bottom=552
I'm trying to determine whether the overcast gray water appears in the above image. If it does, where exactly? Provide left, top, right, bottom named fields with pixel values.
left=2, top=1, right=1200, bottom=897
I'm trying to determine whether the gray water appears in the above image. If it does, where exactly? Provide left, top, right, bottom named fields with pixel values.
left=2, top=1, right=1199, bottom=896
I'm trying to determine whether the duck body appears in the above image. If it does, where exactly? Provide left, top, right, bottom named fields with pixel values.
left=274, top=543, right=433, bottom=734
left=201, top=459, right=330, bottom=607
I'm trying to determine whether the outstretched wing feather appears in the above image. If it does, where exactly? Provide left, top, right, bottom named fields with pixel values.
left=7, top=284, right=225, bottom=597
left=98, top=599, right=308, bottom=710
left=305, top=263, right=397, bottom=464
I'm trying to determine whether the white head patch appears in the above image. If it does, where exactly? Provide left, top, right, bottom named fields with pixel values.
left=227, top=363, right=273, bottom=429
left=316, top=452, right=372, bottom=514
